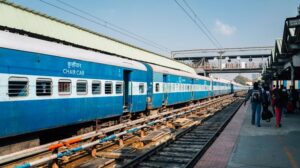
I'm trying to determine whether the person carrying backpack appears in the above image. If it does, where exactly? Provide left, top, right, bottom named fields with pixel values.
left=244, top=82, right=263, bottom=127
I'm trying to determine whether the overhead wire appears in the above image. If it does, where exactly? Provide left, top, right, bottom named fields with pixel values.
left=38, top=0, right=170, bottom=53
left=54, top=0, right=170, bottom=52
left=174, top=0, right=222, bottom=50
left=182, top=0, right=223, bottom=49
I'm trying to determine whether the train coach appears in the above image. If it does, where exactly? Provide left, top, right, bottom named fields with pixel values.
left=0, top=31, right=149, bottom=138
left=0, top=30, right=247, bottom=141
left=212, top=78, right=232, bottom=96
left=231, top=81, right=250, bottom=92
left=145, top=64, right=212, bottom=109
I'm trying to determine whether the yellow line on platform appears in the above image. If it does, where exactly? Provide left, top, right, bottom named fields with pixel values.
left=283, top=146, right=299, bottom=168
left=278, top=135, right=299, bottom=168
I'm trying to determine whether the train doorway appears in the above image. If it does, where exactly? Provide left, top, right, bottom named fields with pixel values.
left=191, top=79, right=194, bottom=99
left=123, top=70, right=131, bottom=111
left=163, top=74, right=168, bottom=105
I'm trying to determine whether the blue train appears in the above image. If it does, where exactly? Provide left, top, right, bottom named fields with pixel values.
left=0, top=31, right=248, bottom=139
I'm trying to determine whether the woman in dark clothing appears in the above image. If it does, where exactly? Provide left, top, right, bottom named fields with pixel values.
left=262, top=85, right=272, bottom=122
left=289, top=85, right=299, bottom=113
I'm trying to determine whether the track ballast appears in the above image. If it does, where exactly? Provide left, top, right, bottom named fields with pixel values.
left=122, top=99, right=244, bottom=168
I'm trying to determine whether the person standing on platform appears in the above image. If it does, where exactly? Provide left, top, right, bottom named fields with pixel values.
left=272, top=85, right=282, bottom=128
left=272, top=85, right=276, bottom=92
left=271, top=85, right=279, bottom=114
left=262, top=85, right=272, bottom=121
left=281, top=85, right=289, bottom=116
left=244, top=82, right=263, bottom=127
left=288, top=85, right=299, bottom=113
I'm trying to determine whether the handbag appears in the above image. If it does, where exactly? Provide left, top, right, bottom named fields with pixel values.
left=262, top=109, right=273, bottom=121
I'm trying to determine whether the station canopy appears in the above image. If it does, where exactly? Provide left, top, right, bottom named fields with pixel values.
left=0, top=1, right=196, bottom=74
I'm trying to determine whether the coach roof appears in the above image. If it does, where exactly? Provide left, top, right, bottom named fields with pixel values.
left=149, top=64, right=211, bottom=81
left=0, top=31, right=147, bottom=71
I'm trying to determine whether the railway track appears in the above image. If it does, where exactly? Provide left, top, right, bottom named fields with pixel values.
left=0, top=94, right=245, bottom=168
left=121, top=99, right=243, bottom=168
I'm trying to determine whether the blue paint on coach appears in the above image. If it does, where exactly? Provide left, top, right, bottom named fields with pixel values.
left=152, top=93, right=163, bottom=109
left=152, top=72, right=164, bottom=109
left=167, top=92, right=192, bottom=105
left=0, top=48, right=146, bottom=81
left=193, top=79, right=211, bottom=100
left=143, top=63, right=155, bottom=109
left=164, top=74, right=193, bottom=105
left=130, top=95, right=147, bottom=112
left=212, top=81, right=231, bottom=96
left=0, top=97, right=123, bottom=138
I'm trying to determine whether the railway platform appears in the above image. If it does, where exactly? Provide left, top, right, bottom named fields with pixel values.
left=195, top=102, right=300, bottom=168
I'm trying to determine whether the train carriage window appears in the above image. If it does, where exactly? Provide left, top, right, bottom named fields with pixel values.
left=105, top=81, right=113, bottom=94
left=165, top=83, right=168, bottom=92
left=8, top=77, right=29, bottom=97
left=36, top=78, right=52, bottom=96
left=116, top=82, right=123, bottom=94
left=77, top=80, right=88, bottom=95
left=155, top=83, right=160, bottom=92
left=58, top=79, right=71, bottom=95
left=163, top=83, right=167, bottom=93
left=92, top=81, right=101, bottom=95
left=139, top=83, right=144, bottom=94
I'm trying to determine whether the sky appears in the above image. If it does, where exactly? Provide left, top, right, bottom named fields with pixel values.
left=8, top=0, right=300, bottom=57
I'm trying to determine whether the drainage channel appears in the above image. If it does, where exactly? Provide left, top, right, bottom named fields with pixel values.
left=121, top=99, right=244, bottom=168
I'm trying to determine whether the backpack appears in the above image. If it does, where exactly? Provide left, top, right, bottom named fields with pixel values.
left=251, top=89, right=261, bottom=103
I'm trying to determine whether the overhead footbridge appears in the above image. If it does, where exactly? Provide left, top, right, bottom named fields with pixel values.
left=172, top=47, right=272, bottom=75
left=0, top=1, right=195, bottom=74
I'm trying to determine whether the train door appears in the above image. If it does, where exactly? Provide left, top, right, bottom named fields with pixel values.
left=191, top=79, right=194, bottom=100
left=210, top=80, right=213, bottom=97
left=230, top=83, right=234, bottom=94
left=163, top=74, right=168, bottom=105
left=123, top=70, right=132, bottom=112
